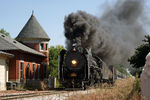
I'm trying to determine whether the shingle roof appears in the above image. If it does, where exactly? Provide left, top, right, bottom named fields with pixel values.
left=16, top=14, right=50, bottom=41
left=0, top=33, right=45, bottom=57
left=0, top=51, right=14, bottom=57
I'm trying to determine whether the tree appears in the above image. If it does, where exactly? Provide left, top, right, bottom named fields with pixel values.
left=0, top=28, right=10, bottom=36
left=49, top=45, right=65, bottom=78
left=115, top=65, right=129, bottom=75
left=128, top=67, right=142, bottom=77
left=128, top=35, right=150, bottom=76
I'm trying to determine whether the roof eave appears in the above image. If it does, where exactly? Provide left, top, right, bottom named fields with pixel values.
left=16, top=37, right=50, bottom=41
left=0, top=51, right=14, bottom=58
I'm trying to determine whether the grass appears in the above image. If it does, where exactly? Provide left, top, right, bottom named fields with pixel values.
left=68, top=78, right=143, bottom=100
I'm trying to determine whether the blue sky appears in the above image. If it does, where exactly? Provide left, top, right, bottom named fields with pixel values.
left=0, top=0, right=116, bottom=47
left=0, top=0, right=149, bottom=47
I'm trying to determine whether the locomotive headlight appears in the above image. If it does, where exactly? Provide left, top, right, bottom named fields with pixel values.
left=71, top=60, right=77, bottom=65
left=71, top=59, right=78, bottom=67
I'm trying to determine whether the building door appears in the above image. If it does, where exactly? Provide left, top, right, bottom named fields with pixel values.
left=0, top=58, right=6, bottom=90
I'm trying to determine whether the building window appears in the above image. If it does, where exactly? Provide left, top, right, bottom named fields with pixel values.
left=26, top=64, right=30, bottom=79
left=40, top=43, right=44, bottom=51
left=33, top=64, right=35, bottom=79
left=44, top=65, right=47, bottom=78
left=46, top=44, right=48, bottom=50
left=37, top=65, right=40, bottom=79
left=20, top=62, right=24, bottom=80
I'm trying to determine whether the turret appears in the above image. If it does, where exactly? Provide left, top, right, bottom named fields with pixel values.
left=16, top=13, right=50, bottom=78
left=16, top=13, right=50, bottom=61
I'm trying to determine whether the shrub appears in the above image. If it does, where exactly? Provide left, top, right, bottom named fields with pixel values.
left=40, top=80, right=49, bottom=90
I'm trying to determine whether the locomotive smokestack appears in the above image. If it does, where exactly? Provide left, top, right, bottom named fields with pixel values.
left=64, top=0, right=147, bottom=66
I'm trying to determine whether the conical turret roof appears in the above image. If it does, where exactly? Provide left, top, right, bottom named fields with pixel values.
left=16, top=14, right=50, bottom=41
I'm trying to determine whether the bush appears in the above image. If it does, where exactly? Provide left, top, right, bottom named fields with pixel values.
left=56, top=79, right=64, bottom=88
left=133, top=74, right=141, bottom=93
left=40, top=80, right=49, bottom=90
left=16, top=84, right=26, bottom=91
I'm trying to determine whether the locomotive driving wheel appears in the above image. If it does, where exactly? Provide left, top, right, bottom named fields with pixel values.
left=82, top=81, right=86, bottom=90
left=72, top=78, right=75, bottom=88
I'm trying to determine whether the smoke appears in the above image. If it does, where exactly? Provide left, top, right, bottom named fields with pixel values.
left=64, top=0, right=146, bottom=66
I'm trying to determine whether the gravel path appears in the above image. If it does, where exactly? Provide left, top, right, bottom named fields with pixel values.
left=17, top=89, right=96, bottom=100
left=0, top=89, right=96, bottom=100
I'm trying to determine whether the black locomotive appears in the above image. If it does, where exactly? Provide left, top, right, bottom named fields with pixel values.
left=58, top=44, right=116, bottom=89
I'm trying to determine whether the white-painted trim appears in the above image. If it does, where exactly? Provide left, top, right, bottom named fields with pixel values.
left=6, top=63, right=9, bottom=82
left=20, top=61, right=24, bottom=80
left=32, top=62, right=36, bottom=64
left=20, top=60, right=24, bottom=62
left=40, top=43, right=44, bottom=51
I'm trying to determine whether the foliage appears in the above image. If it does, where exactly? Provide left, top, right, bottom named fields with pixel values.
left=49, top=45, right=65, bottom=78
left=56, top=79, right=64, bottom=88
left=0, top=28, right=10, bottom=36
left=133, top=74, right=141, bottom=93
left=23, top=85, right=37, bottom=90
left=114, top=65, right=129, bottom=76
left=68, top=78, right=143, bottom=100
left=126, top=74, right=142, bottom=100
left=16, top=84, right=38, bottom=91
left=128, top=67, right=142, bottom=77
left=128, top=35, right=150, bottom=76
left=40, top=80, right=49, bottom=90
left=16, top=85, right=26, bottom=91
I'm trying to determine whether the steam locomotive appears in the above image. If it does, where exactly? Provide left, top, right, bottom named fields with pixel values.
left=58, top=44, right=116, bottom=89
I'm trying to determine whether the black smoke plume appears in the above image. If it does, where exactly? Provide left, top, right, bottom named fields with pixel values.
left=64, top=0, right=146, bottom=66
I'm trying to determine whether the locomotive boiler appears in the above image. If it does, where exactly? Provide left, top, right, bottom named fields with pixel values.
left=58, top=44, right=115, bottom=89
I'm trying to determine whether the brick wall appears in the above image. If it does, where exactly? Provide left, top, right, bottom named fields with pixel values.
left=24, top=43, right=40, bottom=52
left=6, top=50, right=47, bottom=83
left=24, top=42, right=49, bottom=64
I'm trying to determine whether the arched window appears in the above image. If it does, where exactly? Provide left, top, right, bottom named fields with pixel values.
left=33, top=64, right=35, bottom=79
left=46, top=44, right=48, bottom=50
left=40, top=43, right=44, bottom=51
left=20, top=62, right=24, bottom=80
left=37, top=65, right=40, bottom=79
left=44, top=64, right=47, bottom=78
left=26, top=64, right=30, bottom=79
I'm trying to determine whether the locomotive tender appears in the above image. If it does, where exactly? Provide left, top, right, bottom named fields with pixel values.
left=58, top=44, right=115, bottom=89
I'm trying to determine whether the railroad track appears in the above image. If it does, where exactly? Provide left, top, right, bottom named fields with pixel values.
left=0, top=90, right=67, bottom=100
left=0, top=88, right=85, bottom=100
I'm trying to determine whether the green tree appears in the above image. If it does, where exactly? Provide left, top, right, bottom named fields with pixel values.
left=128, top=35, right=150, bottom=76
left=0, top=28, right=10, bottom=36
left=128, top=67, right=142, bottom=77
left=115, top=65, right=129, bottom=75
left=49, top=45, right=65, bottom=78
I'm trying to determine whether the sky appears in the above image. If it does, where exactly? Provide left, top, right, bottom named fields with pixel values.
left=0, top=0, right=149, bottom=47
left=0, top=0, right=118, bottom=47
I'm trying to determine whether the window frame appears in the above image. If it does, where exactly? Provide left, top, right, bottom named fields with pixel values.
left=37, top=65, right=40, bottom=80
left=40, top=43, right=44, bottom=51
left=20, top=61, right=24, bottom=80
left=33, top=63, right=35, bottom=80
left=26, top=63, right=30, bottom=80
left=45, top=43, right=48, bottom=51
left=44, top=64, right=47, bottom=78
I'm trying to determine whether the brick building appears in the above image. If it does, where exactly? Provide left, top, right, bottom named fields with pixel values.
left=0, top=13, right=50, bottom=89
left=0, top=51, right=13, bottom=90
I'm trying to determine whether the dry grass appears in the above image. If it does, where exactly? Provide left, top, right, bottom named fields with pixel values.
left=68, top=78, right=143, bottom=100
